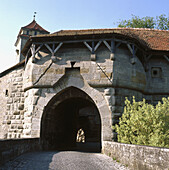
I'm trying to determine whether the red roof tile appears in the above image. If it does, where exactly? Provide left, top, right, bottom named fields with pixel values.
left=50, top=28, right=169, bottom=51
left=22, top=20, right=49, bottom=33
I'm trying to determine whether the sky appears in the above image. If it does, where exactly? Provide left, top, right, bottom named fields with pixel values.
left=0, top=0, right=169, bottom=72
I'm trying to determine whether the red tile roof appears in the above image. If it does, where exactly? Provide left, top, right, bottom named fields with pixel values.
left=22, top=20, right=49, bottom=33
left=51, top=28, right=169, bottom=51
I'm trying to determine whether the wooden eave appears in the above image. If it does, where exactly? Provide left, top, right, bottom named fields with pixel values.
left=22, top=32, right=150, bottom=56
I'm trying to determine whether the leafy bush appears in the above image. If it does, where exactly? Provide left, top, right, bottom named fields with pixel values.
left=114, top=97, right=169, bottom=148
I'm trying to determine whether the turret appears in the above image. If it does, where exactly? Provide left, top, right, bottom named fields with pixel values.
left=15, top=19, right=49, bottom=63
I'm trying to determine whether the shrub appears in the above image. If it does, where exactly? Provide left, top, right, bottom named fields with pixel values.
left=114, top=97, right=169, bottom=148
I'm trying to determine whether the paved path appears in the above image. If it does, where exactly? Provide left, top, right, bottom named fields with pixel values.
left=0, top=151, right=129, bottom=170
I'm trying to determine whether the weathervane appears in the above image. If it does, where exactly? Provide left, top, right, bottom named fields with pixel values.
left=33, top=12, right=37, bottom=21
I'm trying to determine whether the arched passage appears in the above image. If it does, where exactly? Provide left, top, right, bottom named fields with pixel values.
left=40, top=87, right=101, bottom=152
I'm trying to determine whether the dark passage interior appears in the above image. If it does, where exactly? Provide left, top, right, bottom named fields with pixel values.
left=41, top=87, right=101, bottom=152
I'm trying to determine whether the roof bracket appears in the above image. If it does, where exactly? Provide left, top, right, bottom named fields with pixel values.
left=83, top=41, right=102, bottom=53
left=163, top=55, right=169, bottom=62
left=84, top=41, right=102, bottom=61
left=127, top=44, right=137, bottom=64
left=103, top=40, right=116, bottom=60
left=45, top=42, right=63, bottom=58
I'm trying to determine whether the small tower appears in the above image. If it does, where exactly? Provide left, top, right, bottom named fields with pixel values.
left=15, top=17, right=49, bottom=63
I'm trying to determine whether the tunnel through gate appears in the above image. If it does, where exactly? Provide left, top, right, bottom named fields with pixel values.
left=41, top=87, right=101, bottom=152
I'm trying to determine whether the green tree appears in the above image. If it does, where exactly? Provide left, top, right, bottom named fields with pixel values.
left=118, top=14, right=169, bottom=30
left=156, top=14, right=169, bottom=30
left=113, top=97, right=169, bottom=148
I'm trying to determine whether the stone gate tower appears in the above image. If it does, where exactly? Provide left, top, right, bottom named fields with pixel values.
left=0, top=23, right=169, bottom=152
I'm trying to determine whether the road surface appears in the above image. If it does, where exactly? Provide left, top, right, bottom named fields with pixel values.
left=0, top=151, right=129, bottom=170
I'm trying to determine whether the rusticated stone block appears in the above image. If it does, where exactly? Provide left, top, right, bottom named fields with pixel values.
left=7, top=98, right=13, bottom=104
left=16, top=115, right=20, bottom=120
left=11, top=87, right=17, bottom=93
left=6, top=105, right=10, bottom=110
left=18, top=104, right=24, bottom=110
left=18, top=125, right=23, bottom=129
left=7, top=120, right=11, bottom=125
left=13, top=111, right=20, bottom=115
left=13, top=97, right=20, bottom=103
left=15, top=77, right=23, bottom=82
left=10, top=115, right=16, bottom=120
left=11, top=120, right=22, bottom=124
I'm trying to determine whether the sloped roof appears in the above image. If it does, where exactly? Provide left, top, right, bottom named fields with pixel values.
left=33, top=27, right=169, bottom=51
left=22, top=27, right=169, bottom=56
left=22, top=20, right=49, bottom=33
left=15, top=20, right=49, bottom=46
left=51, top=28, right=169, bottom=51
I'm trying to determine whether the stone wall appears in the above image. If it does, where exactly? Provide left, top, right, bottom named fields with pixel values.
left=0, top=67, right=25, bottom=139
left=103, top=141, right=169, bottom=170
left=0, top=39, right=169, bottom=143
left=147, top=57, right=169, bottom=94
left=0, top=138, right=40, bottom=165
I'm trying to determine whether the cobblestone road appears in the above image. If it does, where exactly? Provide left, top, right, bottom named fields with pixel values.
left=0, top=151, right=129, bottom=170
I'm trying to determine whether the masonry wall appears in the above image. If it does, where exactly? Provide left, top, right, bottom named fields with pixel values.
left=0, top=40, right=169, bottom=141
left=0, top=67, right=25, bottom=139
left=0, top=74, right=10, bottom=138
left=21, top=43, right=149, bottom=140
left=0, top=138, right=40, bottom=165
left=103, top=141, right=169, bottom=170
left=147, top=56, right=169, bottom=94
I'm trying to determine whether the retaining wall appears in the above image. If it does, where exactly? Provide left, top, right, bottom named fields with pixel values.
left=103, top=141, right=169, bottom=170
left=0, top=138, right=40, bottom=165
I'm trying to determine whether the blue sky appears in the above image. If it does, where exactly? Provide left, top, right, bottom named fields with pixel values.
left=0, top=0, right=169, bottom=72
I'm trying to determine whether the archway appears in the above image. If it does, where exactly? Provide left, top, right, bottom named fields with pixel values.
left=40, top=87, right=101, bottom=152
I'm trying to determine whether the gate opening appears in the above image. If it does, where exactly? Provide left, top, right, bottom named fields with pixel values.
left=41, top=87, right=101, bottom=152
left=76, top=128, right=85, bottom=143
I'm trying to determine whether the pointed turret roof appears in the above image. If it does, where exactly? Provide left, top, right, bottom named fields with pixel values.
left=15, top=20, right=49, bottom=46
left=22, top=20, right=49, bottom=33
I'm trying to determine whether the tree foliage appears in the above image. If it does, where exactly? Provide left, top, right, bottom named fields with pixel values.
left=114, top=97, right=169, bottom=148
left=118, top=14, right=169, bottom=30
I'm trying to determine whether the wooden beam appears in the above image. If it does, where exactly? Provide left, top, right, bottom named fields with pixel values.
left=132, top=44, right=136, bottom=57
left=54, top=42, right=63, bottom=54
left=127, top=44, right=133, bottom=55
left=32, top=38, right=144, bottom=54
left=94, top=41, right=102, bottom=51
left=147, top=54, right=152, bottom=61
left=52, top=43, right=55, bottom=51
left=103, top=40, right=111, bottom=52
left=111, top=40, right=115, bottom=53
left=83, top=42, right=92, bottom=52
left=30, top=44, right=36, bottom=56
left=92, top=41, right=95, bottom=54
left=164, top=55, right=169, bottom=62
left=25, top=48, right=31, bottom=65
left=115, top=42, right=121, bottom=48
left=35, top=44, right=43, bottom=54
left=45, top=44, right=53, bottom=54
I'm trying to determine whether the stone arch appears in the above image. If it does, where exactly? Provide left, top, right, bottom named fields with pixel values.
left=30, top=68, right=112, bottom=149
left=41, top=86, right=102, bottom=151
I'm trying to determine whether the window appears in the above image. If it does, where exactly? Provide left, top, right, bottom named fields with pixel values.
left=26, top=30, right=29, bottom=35
left=151, top=67, right=162, bottom=78
left=16, top=49, right=19, bottom=55
left=5, top=90, right=8, bottom=97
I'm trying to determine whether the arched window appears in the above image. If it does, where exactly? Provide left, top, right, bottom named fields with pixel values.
left=76, top=128, right=85, bottom=143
